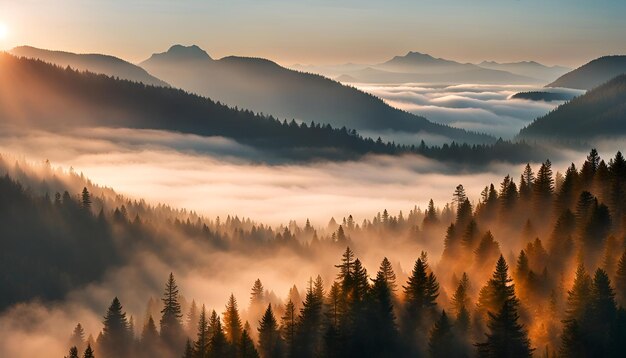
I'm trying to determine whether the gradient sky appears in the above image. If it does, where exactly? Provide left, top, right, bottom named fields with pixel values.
left=1, top=0, right=625, bottom=67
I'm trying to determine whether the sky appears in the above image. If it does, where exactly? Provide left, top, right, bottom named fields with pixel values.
left=1, top=0, right=625, bottom=67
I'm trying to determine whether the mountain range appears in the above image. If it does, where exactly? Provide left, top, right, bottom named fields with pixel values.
left=293, top=52, right=570, bottom=84
left=140, top=45, right=491, bottom=143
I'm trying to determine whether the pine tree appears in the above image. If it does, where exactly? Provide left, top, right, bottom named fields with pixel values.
left=476, top=256, right=533, bottom=358
left=101, top=297, right=131, bottom=358
left=193, top=305, right=209, bottom=358
left=615, top=249, right=626, bottom=307
left=69, top=323, right=86, bottom=353
left=66, top=346, right=79, bottom=358
left=83, top=344, right=95, bottom=358
left=186, top=300, right=199, bottom=337
left=81, top=187, right=92, bottom=210
left=223, top=294, right=243, bottom=344
left=451, top=273, right=471, bottom=332
left=429, top=311, right=463, bottom=357
left=281, top=299, right=297, bottom=357
left=403, top=258, right=439, bottom=336
left=250, top=279, right=265, bottom=306
left=182, top=339, right=193, bottom=358
left=294, top=278, right=324, bottom=357
left=140, top=315, right=161, bottom=355
left=369, top=263, right=398, bottom=355
left=160, top=273, right=184, bottom=350
left=239, top=329, right=260, bottom=358
left=377, top=257, right=397, bottom=292
left=208, top=317, right=228, bottom=357
left=258, top=304, right=282, bottom=358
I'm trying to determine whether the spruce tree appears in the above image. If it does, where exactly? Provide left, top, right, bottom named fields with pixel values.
left=377, top=257, right=397, bottom=292
left=193, top=305, right=209, bottom=358
left=429, top=311, right=463, bottom=358
left=223, top=293, right=243, bottom=345
left=209, top=317, right=228, bottom=357
left=69, top=323, right=86, bottom=353
left=403, top=257, right=439, bottom=340
left=186, top=300, right=199, bottom=337
left=476, top=256, right=533, bottom=358
left=83, top=344, right=95, bottom=358
left=281, top=299, right=297, bottom=357
left=369, top=262, right=398, bottom=355
left=66, top=346, right=79, bottom=358
left=81, top=187, right=92, bottom=210
left=182, top=339, right=193, bottom=358
left=250, top=279, right=265, bottom=306
left=258, top=304, right=282, bottom=358
left=451, top=273, right=471, bottom=332
left=101, top=297, right=131, bottom=358
left=160, top=273, right=184, bottom=351
left=294, top=278, right=324, bottom=357
left=239, top=329, right=260, bottom=358
left=140, top=315, right=161, bottom=356
left=615, top=249, right=626, bottom=307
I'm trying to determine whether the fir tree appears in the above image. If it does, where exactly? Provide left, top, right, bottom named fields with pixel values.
left=476, top=256, right=533, bottom=358
left=69, top=323, right=86, bottom=353
left=186, top=300, right=199, bottom=337
left=281, top=299, right=297, bottom=357
left=615, top=249, right=626, bottom=307
left=258, top=304, right=282, bottom=358
left=66, top=346, right=79, bottom=358
left=429, top=311, right=463, bottom=358
left=83, top=344, right=95, bottom=358
left=403, top=257, right=439, bottom=340
left=451, top=273, right=471, bottom=332
left=182, top=339, right=193, bottom=358
left=250, top=279, right=265, bottom=306
left=223, top=294, right=243, bottom=344
left=239, top=329, right=260, bottom=358
left=193, top=305, right=209, bottom=358
left=160, top=273, right=184, bottom=350
left=208, top=317, right=228, bottom=357
left=101, top=297, right=131, bottom=358
left=81, top=187, right=92, bottom=210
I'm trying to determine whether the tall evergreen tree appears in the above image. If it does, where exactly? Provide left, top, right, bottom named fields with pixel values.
left=281, top=299, right=297, bottom=357
left=100, top=297, right=131, bottom=358
left=193, top=305, right=209, bottom=358
left=403, top=257, right=439, bottom=346
left=258, top=304, right=282, bottom=358
left=208, top=317, right=228, bottom=357
left=451, top=273, right=471, bottom=332
left=223, top=294, right=243, bottom=345
left=294, top=278, right=324, bottom=357
left=186, top=300, right=199, bottom=337
left=66, top=346, right=79, bottom=358
left=615, top=249, right=626, bottom=307
left=476, top=256, right=533, bottom=358
left=81, top=187, right=92, bottom=210
left=239, top=328, right=260, bottom=358
left=182, top=339, right=193, bottom=358
left=83, top=344, right=95, bottom=358
left=160, top=273, right=184, bottom=351
left=429, top=311, right=466, bottom=358
left=69, top=323, right=86, bottom=353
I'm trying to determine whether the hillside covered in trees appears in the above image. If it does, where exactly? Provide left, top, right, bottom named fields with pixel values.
left=0, top=53, right=548, bottom=164
left=519, top=74, right=626, bottom=140
left=140, top=45, right=492, bottom=144
left=4, top=149, right=626, bottom=357
left=547, top=55, right=626, bottom=90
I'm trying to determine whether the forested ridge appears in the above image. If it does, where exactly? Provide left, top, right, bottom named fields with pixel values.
left=0, top=53, right=548, bottom=164
left=520, top=74, right=626, bottom=139
left=3, top=149, right=626, bottom=357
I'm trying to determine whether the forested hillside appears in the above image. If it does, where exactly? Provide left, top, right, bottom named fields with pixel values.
left=547, top=55, right=626, bottom=90
left=140, top=45, right=493, bottom=144
left=519, top=74, right=626, bottom=139
left=0, top=53, right=543, bottom=164
left=4, top=150, right=626, bottom=357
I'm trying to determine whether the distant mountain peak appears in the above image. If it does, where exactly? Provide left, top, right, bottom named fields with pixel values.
left=155, top=44, right=212, bottom=61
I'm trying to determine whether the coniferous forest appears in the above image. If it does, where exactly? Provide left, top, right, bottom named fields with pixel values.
left=2, top=149, right=623, bottom=357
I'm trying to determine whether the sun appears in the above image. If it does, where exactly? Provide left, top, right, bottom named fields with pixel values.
left=0, top=23, right=8, bottom=41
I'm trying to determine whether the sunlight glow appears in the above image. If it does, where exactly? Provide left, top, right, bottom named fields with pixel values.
left=0, top=23, right=8, bottom=40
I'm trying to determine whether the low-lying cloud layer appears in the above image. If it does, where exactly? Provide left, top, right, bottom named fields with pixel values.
left=355, top=83, right=584, bottom=138
left=0, top=126, right=584, bottom=226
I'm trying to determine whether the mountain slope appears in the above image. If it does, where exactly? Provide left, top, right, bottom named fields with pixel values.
left=546, top=55, right=626, bottom=90
left=478, top=60, right=570, bottom=82
left=519, top=74, right=626, bottom=139
left=140, top=45, right=493, bottom=144
left=9, top=45, right=169, bottom=87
